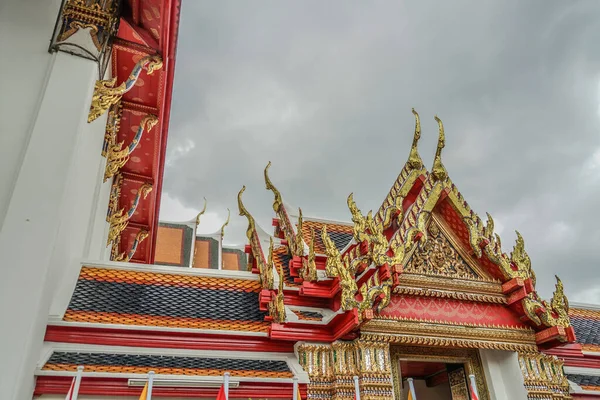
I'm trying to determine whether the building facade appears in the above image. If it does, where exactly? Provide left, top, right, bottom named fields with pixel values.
left=1, top=1, right=599, bottom=399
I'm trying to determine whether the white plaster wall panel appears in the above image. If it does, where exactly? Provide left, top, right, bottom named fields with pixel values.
left=0, top=0, right=63, bottom=228
left=0, top=52, right=98, bottom=400
left=479, top=349, right=528, bottom=400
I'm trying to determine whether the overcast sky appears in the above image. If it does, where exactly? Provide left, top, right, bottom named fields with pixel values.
left=162, top=1, right=600, bottom=303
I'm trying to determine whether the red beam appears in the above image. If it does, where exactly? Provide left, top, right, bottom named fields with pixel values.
left=35, top=377, right=306, bottom=398
left=149, top=0, right=181, bottom=264
left=44, top=325, right=295, bottom=353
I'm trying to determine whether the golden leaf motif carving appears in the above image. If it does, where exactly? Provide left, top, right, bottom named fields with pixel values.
left=405, top=221, right=479, bottom=280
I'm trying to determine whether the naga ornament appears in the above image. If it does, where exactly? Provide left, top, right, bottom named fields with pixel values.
left=322, top=226, right=359, bottom=311
left=106, top=182, right=152, bottom=247
left=112, top=229, right=149, bottom=262
left=238, top=186, right=268, bottom=273
left=268, top=264, right=287, bottom=323
left=104, top=114, right=158, bottom=181
left=88, top=54, right=163, bottom=123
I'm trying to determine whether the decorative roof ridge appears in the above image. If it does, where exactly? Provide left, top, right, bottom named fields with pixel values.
left=237, top=186, right=271, bottom=276
left=374, top=109, right=429, bottom=226
left=569, top=303, right=600, bottom=312
left=293, top=215, right=352, bottom=226
left=265, top=162, right=306, bottom=257
left=378, top=115, right=574, bottom=343
left=80, top=260, right=260, bottom=280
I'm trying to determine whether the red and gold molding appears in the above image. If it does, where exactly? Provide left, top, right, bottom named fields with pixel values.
left=42, top=363, right=293, bottom=379
left=107, top=0, right=182, bottom=264
left=63, top=310, right=270, bottom=333
left=79, top=267, right=261, bottom=292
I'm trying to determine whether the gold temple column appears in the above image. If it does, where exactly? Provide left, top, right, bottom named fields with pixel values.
left=298, top=340, right=394, bottom=400
left=355, top=340, right=394, bottom=400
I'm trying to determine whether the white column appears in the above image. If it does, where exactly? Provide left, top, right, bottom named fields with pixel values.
left=479, top=349, right=528, bottom=400
left=0, top=51, right=102, bottom=399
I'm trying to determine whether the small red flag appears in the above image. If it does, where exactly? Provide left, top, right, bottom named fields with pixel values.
left=216, top=384, right=227, bottom=400
left=470, top=385, right=479, bottom=400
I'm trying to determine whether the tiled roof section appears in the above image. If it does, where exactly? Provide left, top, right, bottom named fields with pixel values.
left=64, top=267, right=269, bottom=332
left=300, top=220, right=354, bottom=254
left=569, top=308, right=600, bottom=347
left=568, top=374, right=600, bottom=389
left=273, top=245, right=297, bottom=287
left=291, top=310, right=323, bottom=321
left=43, top=352, right=292, bottom=378
left=155, top=223, right=194, bottom=267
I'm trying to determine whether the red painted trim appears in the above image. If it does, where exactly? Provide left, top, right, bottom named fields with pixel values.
left=44, top=325, right=295, bottom=353
left=35, top=377, right=307, bottom=398
left=543, top=343, right=584, bottom=358
left=268, top=310, right=359, bottom=342
left=149, top=0, right=181, bottom=264
left=283, top=291, right=333, bottom=309
left=270, top=323, right=336, bottom=342
left=331, top=309, right=360, bottom=340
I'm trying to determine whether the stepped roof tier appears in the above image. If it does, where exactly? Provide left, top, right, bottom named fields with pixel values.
left=37, top=110, right=593, bottom=399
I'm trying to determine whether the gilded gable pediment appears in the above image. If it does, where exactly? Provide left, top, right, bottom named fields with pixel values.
left=403, top=216, right=496, bottom=283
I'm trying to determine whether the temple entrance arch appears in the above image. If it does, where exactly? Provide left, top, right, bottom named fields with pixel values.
left=390, top=346, right=489, bottom=400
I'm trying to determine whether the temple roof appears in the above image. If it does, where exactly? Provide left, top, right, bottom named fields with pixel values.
left=42, top=351, right=292, bottom=378
left=63, top=265, right=268, bottom=333
left=235, top=109, right=575, bottom=347
left=569, top=306, right=600, bottom=352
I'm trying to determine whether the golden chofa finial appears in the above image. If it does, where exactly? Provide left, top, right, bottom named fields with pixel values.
left=264, top=161, right=283, bottom=214
left=195, top=197, right=207, bottom=226
left=220, top=208, right=231, bottom=237
left=431, top=115, right=448, bottom=181
left=407, top=108, right=423, bottom=169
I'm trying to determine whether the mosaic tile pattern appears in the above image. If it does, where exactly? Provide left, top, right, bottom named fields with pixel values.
left=43, top=352, right=292, bottom=378
left=64, top=267, right=269, bottom=332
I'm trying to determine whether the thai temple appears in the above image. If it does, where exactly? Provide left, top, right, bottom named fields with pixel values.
left=1, top=0, right=599, bottom=399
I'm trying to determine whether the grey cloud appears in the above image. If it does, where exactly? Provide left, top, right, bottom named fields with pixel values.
left=164, top=0, right=600, bottom=302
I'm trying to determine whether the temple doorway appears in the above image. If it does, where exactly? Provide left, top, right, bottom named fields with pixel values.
left=398, top=361, right=474, bottom=399
left=391, top=346, right=489, bottom=400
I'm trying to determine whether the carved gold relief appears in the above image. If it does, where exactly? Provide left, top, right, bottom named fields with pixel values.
left=104, top=114, right=158, bottom=181
left=55, top=0, right=119, bottom=52
left=106, top=182, right=152, bottom=248
left=519, top=352, right=571, bottom=399
left=88, top=55, right=163, bottom=123
left=405, top=219, right=479, bottom=279
left=297, top=340, right=393, bottom=400
left=268, top=263, right=286, bottom=323
left=362, top=318, right=537, bottom=352
left=112, top=229, right=148, bottom=262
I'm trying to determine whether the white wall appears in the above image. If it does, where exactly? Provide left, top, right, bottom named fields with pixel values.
left=479, top=349, right=528, bottom=400
left=0, top=1, right=112, bottom=398
left=0, top=0, right=64, bottom=228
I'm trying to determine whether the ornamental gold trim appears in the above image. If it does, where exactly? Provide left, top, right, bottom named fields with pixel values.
left=393, top=272, right=506, bottom=304
left=361, top=318, right=537, bottom=352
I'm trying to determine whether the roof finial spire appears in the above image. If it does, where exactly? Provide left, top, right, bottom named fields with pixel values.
left=220, top=208, right=230, bottom=238
left=407, top=108, right=423, bottom=169
left=195, top=197, right=207, bottom=226
left=431, top=115, right=448, bottom=181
